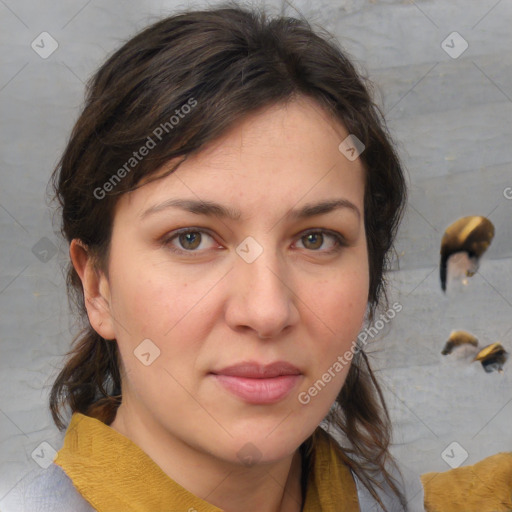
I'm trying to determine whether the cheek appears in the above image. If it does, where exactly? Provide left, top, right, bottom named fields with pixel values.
left=323, top=289, right=367, bottom=356
left=316, top=263, right=369, bottom=333
left=110, top=273, right=167, bottom=338
left=300, top=275, right=367, bottom=414
left=109, top=266, right=216, bottom=383
left=109, top=251, right=191, bottom=338
left=304, top=259, right=369, bottom=384
left=110, top=273, right=204, bottom=395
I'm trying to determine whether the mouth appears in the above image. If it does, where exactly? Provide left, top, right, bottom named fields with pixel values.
left=210, top=361, right=303, bottom=404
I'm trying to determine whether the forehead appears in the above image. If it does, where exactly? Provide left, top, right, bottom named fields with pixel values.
left=118, top=97, right=366, bottom=221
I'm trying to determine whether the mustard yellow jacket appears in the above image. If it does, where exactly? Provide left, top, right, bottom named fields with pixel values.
left=421, top=452, right=512, bottom=512
left=2, top=412, right=511, bottom=511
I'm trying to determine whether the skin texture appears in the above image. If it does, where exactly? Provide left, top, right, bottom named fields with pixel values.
left=70, top=96, right=370, bottom=512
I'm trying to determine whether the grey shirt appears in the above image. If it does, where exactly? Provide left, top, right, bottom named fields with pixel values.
left=1, top=460, right=425, bottom=512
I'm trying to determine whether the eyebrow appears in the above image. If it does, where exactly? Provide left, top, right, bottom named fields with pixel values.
left=140, top=198, right=361, bottom=221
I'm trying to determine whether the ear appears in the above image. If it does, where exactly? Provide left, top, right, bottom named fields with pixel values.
left=69, top=239, right=116, bottom=340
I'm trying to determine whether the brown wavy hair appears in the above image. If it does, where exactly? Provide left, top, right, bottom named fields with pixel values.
left=48, top=3, right=408, bottom=509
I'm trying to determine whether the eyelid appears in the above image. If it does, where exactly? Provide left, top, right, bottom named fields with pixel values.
left=294, top=228, right=347, bottom=253
left=160, top=227, right=220, bottom=255
left=160, top=227, right=346, bottom=255
left=298, top=228, right=347, bottom=245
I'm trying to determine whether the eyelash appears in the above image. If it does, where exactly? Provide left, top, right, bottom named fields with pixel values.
left=160, top=227, right=346, bottom=256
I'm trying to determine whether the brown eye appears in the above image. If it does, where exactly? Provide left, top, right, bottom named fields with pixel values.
left=296, top=230, right=345, bottom=253
left=162, top=228, right=217, bottom=255
left=302, top=232, right=324, bottom=250
left=178, top=231, right=202, bottom=250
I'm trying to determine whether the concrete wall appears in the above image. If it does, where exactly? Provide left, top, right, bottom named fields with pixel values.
left=1, top=0, right=511, bottom=506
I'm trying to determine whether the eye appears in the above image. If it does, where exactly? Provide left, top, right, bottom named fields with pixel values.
left=162, top=228, right=218, bottom=254
left=161, top=227, right=346, bottom=256
left=295, top=230, right=345, bottom=253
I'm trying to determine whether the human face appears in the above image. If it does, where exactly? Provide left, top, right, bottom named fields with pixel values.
left=102, top=96, right=369, bottom=465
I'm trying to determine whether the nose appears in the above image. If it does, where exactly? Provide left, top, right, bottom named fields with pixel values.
left=224, top=243, right=299, bottom=339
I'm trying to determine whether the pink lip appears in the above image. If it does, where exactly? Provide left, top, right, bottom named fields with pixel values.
left=213, top=361, right=301, bottom=378
left=211, top=361, right=302, bottom=404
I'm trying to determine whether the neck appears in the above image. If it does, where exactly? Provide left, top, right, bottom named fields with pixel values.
left=110, top=402, right=304, bottom=512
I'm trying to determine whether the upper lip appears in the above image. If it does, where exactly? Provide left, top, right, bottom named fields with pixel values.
left=211, top=361, right=301, bottom=378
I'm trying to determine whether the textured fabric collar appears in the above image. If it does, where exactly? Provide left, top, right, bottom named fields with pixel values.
left=55, top=412, right=360, bottom=512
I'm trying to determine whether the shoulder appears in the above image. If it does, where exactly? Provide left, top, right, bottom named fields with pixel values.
left=353, top=459, right=425, bottom=512
left=315, top=427, right=425, bottom=511
left=0, top=463, right=96, bottom=512
left=421, top=452, right=512, bottom=512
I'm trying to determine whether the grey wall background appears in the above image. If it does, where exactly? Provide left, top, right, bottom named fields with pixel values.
left=1, top=0, right=511, bottom=507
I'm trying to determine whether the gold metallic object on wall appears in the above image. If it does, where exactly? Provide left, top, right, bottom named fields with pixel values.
left=441, top=330, right=479, bottom=355
left=474, top=342, right=509, bottom=373
left=440, top=216, right=495, bottom=292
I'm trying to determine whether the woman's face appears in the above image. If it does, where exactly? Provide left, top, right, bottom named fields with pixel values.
left=95, top=97, right=369, bottom=464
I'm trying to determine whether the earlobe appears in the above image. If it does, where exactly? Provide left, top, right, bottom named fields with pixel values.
left=69, top=239, right=116, bottom=340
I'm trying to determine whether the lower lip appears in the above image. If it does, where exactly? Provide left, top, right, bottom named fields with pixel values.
left=212, top=374, right=302, bottom=404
